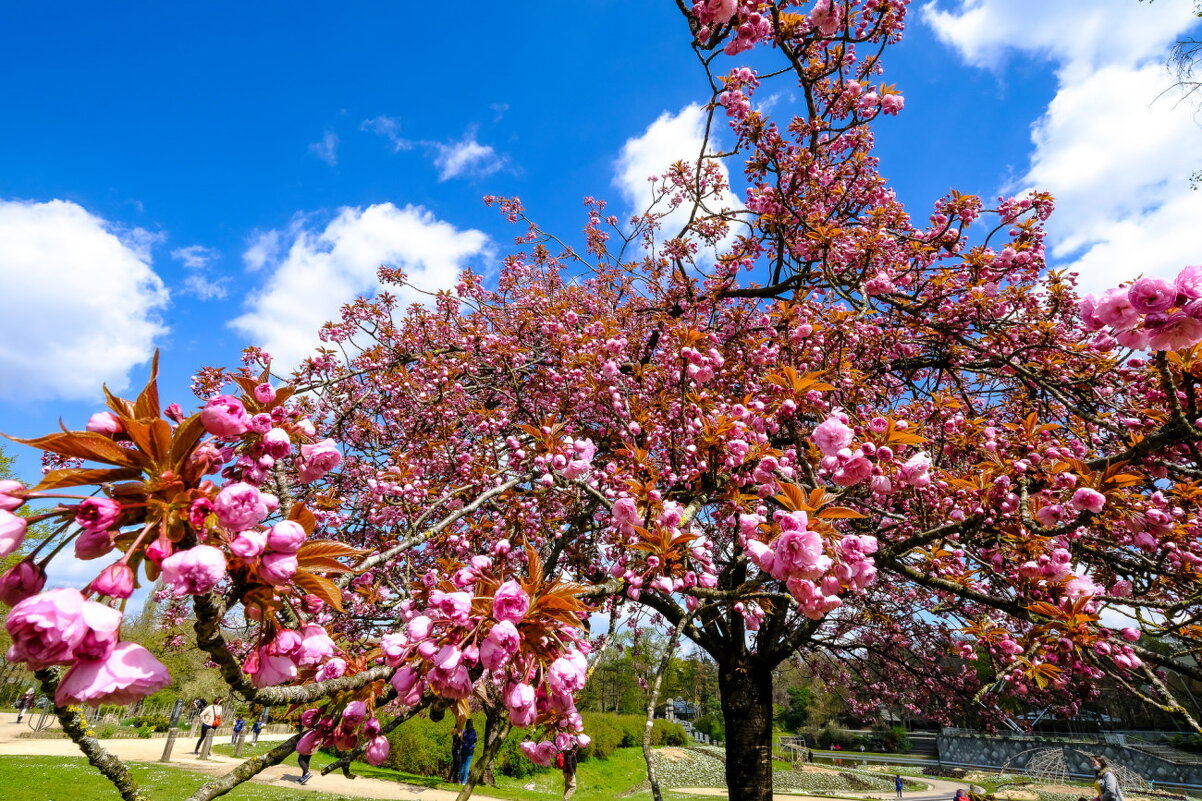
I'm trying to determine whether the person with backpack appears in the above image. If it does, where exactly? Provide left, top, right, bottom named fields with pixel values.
left=231, top=715, right=245, bottom=744
left=895, top=774, right=904, bottom=800
left=1091, top=756, right=1125, bottom=801
left=456, top=720, right=477, bottom=784
left=251, top=716, right=265, bottom=745
left=558, top=747, right=578, bottom=801
left=14, top=689, right=34, bottom=723
left=193, top=697, right=223, bottom=754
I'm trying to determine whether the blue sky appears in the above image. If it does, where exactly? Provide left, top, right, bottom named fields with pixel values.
left=1, top=0, right=1200, bottom=514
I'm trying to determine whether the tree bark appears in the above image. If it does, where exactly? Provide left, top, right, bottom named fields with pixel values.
left=718, top=656, right=774, bottom=801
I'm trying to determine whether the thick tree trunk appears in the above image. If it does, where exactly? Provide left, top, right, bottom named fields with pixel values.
left=718, top=657, right=774, bottom=801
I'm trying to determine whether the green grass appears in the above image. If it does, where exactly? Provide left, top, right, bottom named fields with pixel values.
left=0, top=755, right=363, bottom=801
left=212, top=739, right=655, bottom=801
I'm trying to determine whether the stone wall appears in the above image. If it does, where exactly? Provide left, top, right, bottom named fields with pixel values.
left=937, top=732, right=1202, bottom=789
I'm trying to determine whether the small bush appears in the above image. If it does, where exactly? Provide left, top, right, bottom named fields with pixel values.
left=128, top=714, right=172, bottom=733
left=382, top=715, right=454, bottom=777
left=580, top=713, right=623, bottom=759
left=495, top=733, right=540, bottom=779
left=651, top=719, right=689, bottom=746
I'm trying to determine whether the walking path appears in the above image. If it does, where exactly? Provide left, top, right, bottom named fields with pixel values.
left=675, top=775, right=972, bottom=801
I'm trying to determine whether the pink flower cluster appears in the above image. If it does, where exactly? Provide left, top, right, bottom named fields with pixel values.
left=296, top=701, right=390, bottom=766
left=743, top=512, right=878, bottom=619
left=383, top=569, right=591, bottom=762
left=5, top=588, right=169, bottom=705
left=244, top=624, right=338, bottom=688
left=1081, top=267, right=1202, bottom=351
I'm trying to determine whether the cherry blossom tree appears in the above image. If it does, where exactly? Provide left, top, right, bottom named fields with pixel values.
left=5, top=4, right=1202, bottom=801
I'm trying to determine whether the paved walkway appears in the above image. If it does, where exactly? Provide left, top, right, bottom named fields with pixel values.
left=0, top=717, right=486, bottom=800
left=675, top=774, right=973, bottom=801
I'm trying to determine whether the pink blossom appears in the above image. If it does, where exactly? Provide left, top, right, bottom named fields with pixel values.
left=547, top=656, right=587, bottom=695
left=90, top=563, right=135, bottom=599
left=880, top=94, right=904, bottom=115
left=257, top=552, right=297, bottom=585
left=442, top=591, right=472, bottom=623
left=1146, top=313, right=1202, bottom=351
left=480, top=620, right=521, bottom=671
left=897, top=452, right=932, bottom=488
left=252, top=650, right=298, bottom=687
left=832, top=455, right=872, bottom=486
left=1070, top=488, right=1106, bottom=513
left=85, top=412, right=124, bottom=436
left=812, top=417, right=853, bottom=456
left=5, top=589, right=117, bottom=669
left=428, top=664, right=472, bottom=698
left=74, top=498, right=122, bottom=532
left=0, top=559, right=45, bottom=606
left=507, top=682, right=538, bottom=726
left=229, top=530, right=267, bottom=559
left=253, top=383, right=277, bottom=404
left=1079, top=295, right=1104, bottom=331
left=390, top=666, right=420, bottom=697
left=0, top=480, right=24, bottom=512
left=266, top=520, right=306, bottom=553
left=0, top=510, right=27, bottom=559
left=407, top=615, right=433, bottom=640
left=213, top=482, right=269, bottom=531
left=342, top=700, right=367, bottom=725
left=381, top=633, right=409, bottom=666
left=316, top=657, right=347, bottom=681
left=611, top=496, right=640, bottom=528
left=492, top=579, right=530, bottom=623
left=702, top=0, right=737, bottom=25
left=1128, top=276, right=1177, bottom=314
left=1121, top=627, right=1141, bottom=642
left=296, top=730, right=321, bottom=755
left=773, top=529, right=825, bottom=578
left=262, top=427, right=292, bottom=458
left=160, top=544, right=227, bottom=595
left=74, top=527, right=114, bottom=560
left=809, top=0, right=840, bottom=36
left=1114, top=328, right=1149, bottom=349
left=1176, top=265, right=1202, bottom=299
left=297, top=624, right=337, bottom=666
left=521, top=741, right=558, bottom=766
left=433, top=644, right=462, bottom=670
left=364, top=736, right=390, bottom=766
left=298, top=439, right=343, bottom=483
left=201, top=395, right=250, bottom=437
left=1095, top=288, right=1141, bottom=330
left=55, top=642, right=170, bottom=706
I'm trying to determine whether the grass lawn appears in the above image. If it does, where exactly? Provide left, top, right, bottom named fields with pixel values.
left=0, top=755, right=363, bottom=801
left=215, top=740, right=654, bottom=801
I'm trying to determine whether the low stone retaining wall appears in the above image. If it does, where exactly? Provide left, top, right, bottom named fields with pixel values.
left=938, top=733, right=1202, bottom=788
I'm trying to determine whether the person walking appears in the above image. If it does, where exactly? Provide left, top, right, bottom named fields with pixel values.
left=193, top=697, right=223, bottom=754
left=298, top=751, right=313, bottom=785
left=14, top=689, right=34, bottom=723
left=1091, top=756, right=1125, bottom=801
left=251, top=717, right=264, bottom=745
left=560, top=747, right=578, bottom=801
left=231, top=715, right=245, bottom=744
left=895, top=774, right=904, bottom=800
left=456, top=720, right=477, bottom=784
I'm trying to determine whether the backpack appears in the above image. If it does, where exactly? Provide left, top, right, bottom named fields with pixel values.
left=555, top=752, right=565, bottom=770
left=214, top=714, right=222, bottom=727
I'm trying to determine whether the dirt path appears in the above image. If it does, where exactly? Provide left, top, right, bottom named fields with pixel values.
left=0, top=717, right=492, bottom=801
left=673, top=774, right=974, bottom=801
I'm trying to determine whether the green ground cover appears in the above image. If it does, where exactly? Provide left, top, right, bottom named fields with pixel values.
left=0, top=755, right=360, bottom=801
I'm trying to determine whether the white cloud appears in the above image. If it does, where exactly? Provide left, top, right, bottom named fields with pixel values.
left=229, top=203, right=489, bottom=368
left=433, top=133, right=503, bottom=181
left=0, top=199, right=169, bottom=400
left=172, top=244, right=229, bottom=300
left=923, top=0, right=1202, bottom=293
left=361, top=115, right=412, bottom=152
left=613, top=103, right=740, bottom=249
left=309, top=130, right=340, bottom=166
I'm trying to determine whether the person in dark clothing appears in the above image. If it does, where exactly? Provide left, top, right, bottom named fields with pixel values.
left=561, top=747, right=578, bottom=800
left=895, top=774, right=904, bottom=800
left=298, top=752, right=313, bottom=785
left=456, top=720, right=477, bottom=784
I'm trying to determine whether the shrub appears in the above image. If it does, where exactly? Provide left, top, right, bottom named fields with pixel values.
left=651, top=719, right=689, bottom=746
left=580, top=713, right=624, bottom=759
left=693, top=714, right=724, bottom=742
left=128, top=714, right=172, bottom=733
left=879, top=725, right=910, bottom=753
left=495, top=733, right=541, bottom=779
left=382, top=715, right=454, bottom=777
